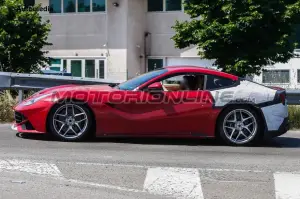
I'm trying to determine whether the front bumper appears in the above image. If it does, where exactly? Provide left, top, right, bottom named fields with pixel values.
left=13, top=111, right=42, bottom=133
left=265, top=117, right=289, bottom=138
left=13, top=100, right=54, bottom=133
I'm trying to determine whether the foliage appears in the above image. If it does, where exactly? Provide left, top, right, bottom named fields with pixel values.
left=0, top=0, right=52, bottom=73
left=288, top=105, right=300, bottom=129
left=172, top=0, right=300, bottom=77
left=0, top=90, right=16, bottom=123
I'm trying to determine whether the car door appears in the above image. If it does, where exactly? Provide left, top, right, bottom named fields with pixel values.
left=152, top=74, right=215, bottom=137
left=97, top=89, right=170, bottom=135
left=160, top=89, right=214, bottom=137
left=97, top=72, right=215, bottom=137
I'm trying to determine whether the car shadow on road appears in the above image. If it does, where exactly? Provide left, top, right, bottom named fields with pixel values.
left=16, top=133, right=300, bottom=148
left=262, top=137, right=300, bottom=148
left=16, top=133, right=220, bottom=146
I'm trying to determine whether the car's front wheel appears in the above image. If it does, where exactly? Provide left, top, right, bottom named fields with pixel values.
left=48, top=102, right=93, bottom=141
left=218, top=106, right=262, bottom=146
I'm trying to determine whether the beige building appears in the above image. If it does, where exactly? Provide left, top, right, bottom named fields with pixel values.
left=34, top=0, right=214, bottom=82
left=33, top=0, right=300, bottom=88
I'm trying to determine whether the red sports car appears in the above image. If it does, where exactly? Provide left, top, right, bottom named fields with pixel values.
left=13, top=66, right=289, bottom=145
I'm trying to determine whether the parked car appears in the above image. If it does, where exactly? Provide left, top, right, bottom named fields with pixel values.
left=13, top=66, right=289, bottom=146
left=41, top=69, right=72, bottom=76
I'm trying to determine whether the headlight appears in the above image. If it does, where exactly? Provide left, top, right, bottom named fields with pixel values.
left=23, top=93, right=54, bottom=106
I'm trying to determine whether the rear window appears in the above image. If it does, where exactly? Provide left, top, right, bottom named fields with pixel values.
left=206, top=75, right=236, bottom=90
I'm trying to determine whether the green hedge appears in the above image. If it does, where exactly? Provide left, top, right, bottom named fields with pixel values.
left=288, top=105, right=300, bottom=129
left=0, top=91, right=17, bottom=123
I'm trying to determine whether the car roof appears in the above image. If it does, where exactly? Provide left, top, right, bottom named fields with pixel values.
left=164, top=65, right=238, bottom=80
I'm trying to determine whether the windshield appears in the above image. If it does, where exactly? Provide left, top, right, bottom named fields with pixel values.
left=117, top=69, right=168, bottom=90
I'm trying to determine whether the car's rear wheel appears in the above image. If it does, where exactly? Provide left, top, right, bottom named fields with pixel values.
left=48, top=102, right=92, bottom=141
left=218, top=106, right=262, bottom=146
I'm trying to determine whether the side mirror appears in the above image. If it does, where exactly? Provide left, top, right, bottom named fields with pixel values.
left=147, top=82, right=163, bottom=92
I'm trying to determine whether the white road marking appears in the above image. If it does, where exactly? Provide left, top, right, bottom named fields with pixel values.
left=75, top=162, right=147, bottom=168
left=67, top=179, right=146, bottom=193
left=143, top=167, right=204, bottom=199
left=274, top=172, right=300, bottom=199
left=0, top=159, right=62, bottom=177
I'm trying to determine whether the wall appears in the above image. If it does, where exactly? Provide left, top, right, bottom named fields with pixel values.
left=146, top=12, right=199, bottom=57
left=37, top=0, right=128, bottom=81
left=253, top=57, right=300, bottom=89
left=126, top=0, right=146, bottom=79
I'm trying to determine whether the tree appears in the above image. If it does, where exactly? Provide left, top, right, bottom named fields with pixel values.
left=0, top=0, right=52, bottom=73
left=172, top=0, right=300, bottom=77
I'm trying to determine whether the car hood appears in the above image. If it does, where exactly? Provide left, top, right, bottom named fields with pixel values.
left=25, top=84, right=116, bottom=102
left=39, top=84, right=116, bottom=94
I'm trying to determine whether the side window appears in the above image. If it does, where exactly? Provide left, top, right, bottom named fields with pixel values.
left=161, top=74, right=205, bottom=91
left=206, top=75, right=236, bottom=90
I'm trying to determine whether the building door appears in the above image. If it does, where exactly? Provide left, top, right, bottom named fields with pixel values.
left=85, top=60, right=96, bottom=78
left=70, top=60, right=83, bottom=77
left=147, top=59, right=163, bottom=71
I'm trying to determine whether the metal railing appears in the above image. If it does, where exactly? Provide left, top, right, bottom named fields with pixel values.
left=286, top=90, right=300, bottom=105
left=0, top=72, right=299, bottom=105
left=0, top=72, right=121, bottom=101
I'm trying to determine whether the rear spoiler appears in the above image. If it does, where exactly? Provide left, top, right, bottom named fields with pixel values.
left=273, top=89, right=286, bottom=105
left=267, top=86, right=285, bottom=91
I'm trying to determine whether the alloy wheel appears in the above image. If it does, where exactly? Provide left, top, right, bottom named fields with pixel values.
left=223, top=109, right=257, bottom=144
left=52, top=104, right=88, bottom=139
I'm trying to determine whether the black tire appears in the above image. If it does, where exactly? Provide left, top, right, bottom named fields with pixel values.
left=217, top=105, right=263, bottom=146
left=47, top=102, right=93, bottom=142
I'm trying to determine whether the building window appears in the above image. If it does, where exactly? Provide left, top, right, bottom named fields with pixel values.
left=49, top=0, right=105, bottom=13
left=50, top=0, right=61, bottom=13
left=24, top=0, right=35, bottom=8
left=63, top=59, right=67, bottom=71
left=99, top=60, right=105, bottom=79
left=148, top=0, right=182, bottom=12
left=148, top=0, right=163, bottom=12
left=297, top=70, right=300, bottom=83
left=50, top=67, right=61, bottom=71
left=166, top=0, right=182, bottom=11
left=262, top=70, right=290, bottom=84
left=64, top=0, right=76, bottom=12
left=147, top=59, right=164, bottom=71
left=50, top=58, right=61, bottom=65
left=48, top=58, right=62, bottom=71
left=78, top=0, right=90, bottom=12
left=93, top=0, right=105, bottom=12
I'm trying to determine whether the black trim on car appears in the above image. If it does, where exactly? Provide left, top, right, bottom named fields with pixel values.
left=264, top=117, right=289, bottom=138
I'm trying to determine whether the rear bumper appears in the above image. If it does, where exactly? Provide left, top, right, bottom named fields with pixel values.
left=265, top=117, right=289, bottom=138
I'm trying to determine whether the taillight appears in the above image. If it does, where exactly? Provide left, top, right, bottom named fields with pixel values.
left=279, top=93, right=286, bottom=105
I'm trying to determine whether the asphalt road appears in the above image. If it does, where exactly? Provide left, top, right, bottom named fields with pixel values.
left=1, top=124, right=300, bottom=199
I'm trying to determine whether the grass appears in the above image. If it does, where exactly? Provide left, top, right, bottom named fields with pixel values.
left=0, top=90, right=300, bottom=129
left=288, top=105, right=300, bottom=129
left=0, top=90, right=17, bottom=123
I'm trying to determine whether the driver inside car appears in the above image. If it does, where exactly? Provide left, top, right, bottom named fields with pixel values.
left=180, top=75, right=204, bottom=90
